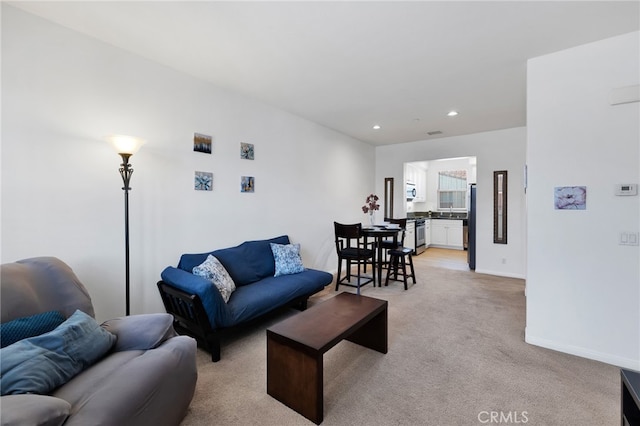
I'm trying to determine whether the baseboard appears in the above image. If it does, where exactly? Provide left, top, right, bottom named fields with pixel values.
left=474, top=268, right=526, bottom=280
left=427, top=244, right=464, bottom=250
left=525, top=332, right=640, bottom=370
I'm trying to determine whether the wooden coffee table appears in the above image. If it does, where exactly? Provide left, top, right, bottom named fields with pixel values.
left=266, top=292, right=388, bottom=424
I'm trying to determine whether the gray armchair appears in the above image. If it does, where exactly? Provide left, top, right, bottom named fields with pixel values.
left=0, top=257, right=197, bottom=426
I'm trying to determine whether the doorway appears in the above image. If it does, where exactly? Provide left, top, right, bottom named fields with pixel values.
left=404, top=156, right=476, bottom=217
left=404, top=157, right=476, bottom=268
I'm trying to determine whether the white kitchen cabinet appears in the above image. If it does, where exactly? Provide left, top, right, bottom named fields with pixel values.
left=429, top=219, right=463, bottom=249
left=430, top=221, right=447, bottom=245
left=448, top=225, right=463, bottom=248
left=405, top=221, right=416, bottom=252
left=425, top=219, right=431, bottom=247
left=415, top=167, right=426, bottom=202
left=405, top=164, right=427, bottom=202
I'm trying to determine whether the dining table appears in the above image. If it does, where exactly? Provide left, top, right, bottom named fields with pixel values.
left=362, top=226, right=401, bottom=287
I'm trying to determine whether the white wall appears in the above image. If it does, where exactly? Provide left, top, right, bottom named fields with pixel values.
left=1, top=5, right=374, bottom=321
left=375, top=127, right=527, bottom=278
left=526, top=31, right=640, bottom=369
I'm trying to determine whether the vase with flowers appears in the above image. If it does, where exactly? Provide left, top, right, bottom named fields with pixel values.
left=362, top=194, right=380, bottom=226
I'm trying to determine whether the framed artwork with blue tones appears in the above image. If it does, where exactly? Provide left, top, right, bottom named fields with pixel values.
left=195, top=171, right=213, bottom=191
left=241, top=176, right=255, bottom=193
left=240, top=142, right=254, bottom=160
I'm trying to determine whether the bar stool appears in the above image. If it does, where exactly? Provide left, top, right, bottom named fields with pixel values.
left=379, top=218, right=406, bottom=269
left=384, top=247, right=416, bottom=290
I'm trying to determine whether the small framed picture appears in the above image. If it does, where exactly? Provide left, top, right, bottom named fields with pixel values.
left=194, top=133, right=212, bottom=154
left=241, top=176, right=255, bottom=193
left=240, top=142, right=254, bottom=160
left=195, top=171, right=213, bottom=191
left=554, top=186, right=586, bottom=210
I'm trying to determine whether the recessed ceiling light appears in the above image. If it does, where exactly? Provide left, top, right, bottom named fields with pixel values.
left=447, top=110, right=459, bottom=117
left=373, top=124, right=381, bottom=130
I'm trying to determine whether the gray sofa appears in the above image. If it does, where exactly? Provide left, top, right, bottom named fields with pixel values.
left=0, top=257, right=197, bottom=426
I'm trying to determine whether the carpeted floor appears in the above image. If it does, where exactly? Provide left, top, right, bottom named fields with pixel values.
left=180, top=249, right=620, bottom=426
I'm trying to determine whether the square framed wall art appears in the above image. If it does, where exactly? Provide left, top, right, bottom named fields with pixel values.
left=241, top=176, right=255, bottom=193
left=240, top=142, right=254, bottom=160
left=195, top=171, right=213, bottom=191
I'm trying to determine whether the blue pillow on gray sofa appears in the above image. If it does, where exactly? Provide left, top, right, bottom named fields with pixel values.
left=0, top=310, right=116, bottom=395
left=0, top=310, right=66, bottom=348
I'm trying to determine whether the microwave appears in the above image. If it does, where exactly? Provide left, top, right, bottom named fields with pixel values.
left=406, top=182, right=416, bottom=200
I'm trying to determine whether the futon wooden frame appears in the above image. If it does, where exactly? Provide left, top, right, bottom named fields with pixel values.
left=156, top=281, right=310, bottom=362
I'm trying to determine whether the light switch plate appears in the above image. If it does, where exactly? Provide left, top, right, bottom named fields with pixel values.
left=620, top=232, right=639, bottom=246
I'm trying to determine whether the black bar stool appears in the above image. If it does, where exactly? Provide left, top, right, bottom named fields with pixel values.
left=384, top=247, right=416, bottom=290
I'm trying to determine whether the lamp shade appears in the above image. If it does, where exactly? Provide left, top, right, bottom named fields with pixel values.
left=106, top=134, right=146, bottom=155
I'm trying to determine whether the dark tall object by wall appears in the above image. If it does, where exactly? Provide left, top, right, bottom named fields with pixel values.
left=384, top=177, right=394, bottom=219
left=493, top=170, right=508, bottom=244
left=468, top=184, right=477, bottom=270
left=107, top=135, right=146, bottom=316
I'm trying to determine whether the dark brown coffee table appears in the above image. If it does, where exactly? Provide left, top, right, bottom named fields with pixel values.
left=266, top=292, right=388, bottom=424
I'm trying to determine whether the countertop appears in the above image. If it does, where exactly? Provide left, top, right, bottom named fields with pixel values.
left=407, top=215, right=468, bottom=226
left=408, top=214, right=467, bottom=220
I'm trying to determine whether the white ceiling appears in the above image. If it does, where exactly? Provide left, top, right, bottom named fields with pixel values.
left=9, top=1, right=640, bottom=146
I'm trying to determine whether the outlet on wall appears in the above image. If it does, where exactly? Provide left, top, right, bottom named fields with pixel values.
left=619, top=232, right=639, bottom=246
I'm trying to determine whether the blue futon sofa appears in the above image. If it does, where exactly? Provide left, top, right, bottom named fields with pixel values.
left=158, top=235, right=333, bottom=361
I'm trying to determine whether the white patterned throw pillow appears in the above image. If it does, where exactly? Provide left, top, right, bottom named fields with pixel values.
left=192, top=255, right=236, bottom=303
left=270, top=243, right=305, bottom=277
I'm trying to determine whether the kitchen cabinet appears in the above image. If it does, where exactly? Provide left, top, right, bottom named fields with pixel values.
left=425, top=219, right=431, bottom=247
left=405, top=164, right=427, bottom=202
left=430, top=219, right=463, bottom=249
left=431, top=222, right=447, bottom=246
left=405, top=221, right=416, bottom=252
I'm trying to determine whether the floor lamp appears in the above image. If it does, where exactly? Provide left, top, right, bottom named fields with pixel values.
left=107, top=135, right=146, bottom=316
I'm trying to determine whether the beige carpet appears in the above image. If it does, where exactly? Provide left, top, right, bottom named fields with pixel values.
left=180, top=249, right=620, bottom=425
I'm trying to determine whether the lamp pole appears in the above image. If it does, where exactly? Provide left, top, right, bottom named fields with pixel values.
left=108, top=135, right=145, bottom=317
left=118, top=153, right=133, bottom=316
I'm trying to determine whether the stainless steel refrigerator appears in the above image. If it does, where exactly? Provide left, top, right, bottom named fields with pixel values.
left=468, top=184, right=476, bottom=270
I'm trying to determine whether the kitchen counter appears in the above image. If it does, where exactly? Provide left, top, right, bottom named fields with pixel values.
left=408, top=214, right=467, bottom=220
left=404, top=215, right=467, bottom=252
